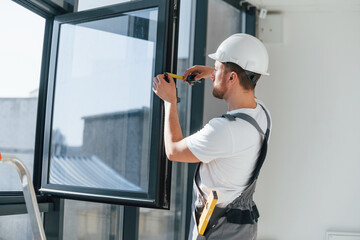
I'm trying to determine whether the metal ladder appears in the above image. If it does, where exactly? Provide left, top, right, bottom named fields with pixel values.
left=0, top=153, right=47, bottom=240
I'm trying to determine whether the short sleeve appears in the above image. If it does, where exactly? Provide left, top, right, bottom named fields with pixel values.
left=185, top=118, right=233, bottom=163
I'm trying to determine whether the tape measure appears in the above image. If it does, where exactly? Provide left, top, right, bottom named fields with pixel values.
left=165, top=72, right=184, bottom=80
left=198, top=190, right=218, bottom=235
left=165, top=72, right=203, bottom=84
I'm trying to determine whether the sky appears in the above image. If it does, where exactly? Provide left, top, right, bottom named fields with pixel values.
left=0, top=0, right=192, bottom=146
left=0, top=1, right=45, bottom=98
left=0, top=0, right=191, bottom=98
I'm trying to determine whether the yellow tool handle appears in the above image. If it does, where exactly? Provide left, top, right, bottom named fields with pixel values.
left=198, top=190, right=218, bottom=235
left=165, top=72, right=184, bottom=80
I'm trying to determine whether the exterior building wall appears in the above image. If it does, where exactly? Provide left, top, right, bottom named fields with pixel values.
left=0, top=98, right=37, bottom=191
left=0, top=98, right=38, bottom=240
left=82, top=107, right=150, bottom=189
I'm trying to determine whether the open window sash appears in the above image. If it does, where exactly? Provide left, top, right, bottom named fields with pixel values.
left=39, top=0, right=178, bottom=209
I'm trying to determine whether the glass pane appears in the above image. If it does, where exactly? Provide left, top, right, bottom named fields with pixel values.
left=138, top=0, right=192, bottom=239
left=62, top=199, right=123, bottom=240
left=49, top=8, right=158, bottom=193
left=0, top=214, right=35, bottom=240
left=0, top=1, right=45, bottom=191
left=204, top=0, right=242, bottom=123
left=77, top=0, right=135, bottom=11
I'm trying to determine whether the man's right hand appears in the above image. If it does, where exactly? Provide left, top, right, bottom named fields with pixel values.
left=184, top=65, right=214, bottom=85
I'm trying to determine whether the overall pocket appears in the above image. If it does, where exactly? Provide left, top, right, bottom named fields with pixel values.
left=205, top=217, right=257, bottom=240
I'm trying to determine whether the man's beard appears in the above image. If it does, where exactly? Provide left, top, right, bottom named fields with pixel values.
left=212, top=83, right=227, bottom=99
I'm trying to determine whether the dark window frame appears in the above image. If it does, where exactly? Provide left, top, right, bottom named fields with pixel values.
left=12, top=0, right=74, bottom=18
left=38, top=0, right=177, bottom=209
left=0, top=3, right=257, bottom=239
left=0, top=0, right=177, bottom=213
left=0, top=2, right=54, bottom=208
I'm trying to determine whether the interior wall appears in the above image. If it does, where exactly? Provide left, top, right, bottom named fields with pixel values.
left=203, top=4, right=360, bottom=240
left=255, top=9, right=360, bottom=240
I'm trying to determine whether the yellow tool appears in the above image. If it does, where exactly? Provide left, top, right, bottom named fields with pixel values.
left=165, top=72, right=184, bottom=80
left=198, top=190, right=218, bottom=235
left=165, top=72, right=203, bottom=85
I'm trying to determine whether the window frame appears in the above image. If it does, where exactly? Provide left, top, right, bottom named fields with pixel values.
left=38, top=0, right=177, bottom=209
left=0, top=1, right=58, bottom=225
left=0, top=2, right=54, bottom=207
left=0, top=3, right=258, bottom=239
left=12, top=0, right=74, bottom=18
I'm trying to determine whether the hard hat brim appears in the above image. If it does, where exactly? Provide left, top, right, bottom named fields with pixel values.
left=208, top=53, right=217, bottom=61
left=208, top=53, right=270, bottom=76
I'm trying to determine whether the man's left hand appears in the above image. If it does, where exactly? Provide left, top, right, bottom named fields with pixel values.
left=152, top=74, right=177, bottom=103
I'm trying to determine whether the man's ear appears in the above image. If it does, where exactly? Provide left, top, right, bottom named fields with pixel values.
left=228, top=72, right=237, bottom=83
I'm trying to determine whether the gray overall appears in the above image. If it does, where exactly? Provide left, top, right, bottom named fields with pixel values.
left=188, top=104, right=271, bottom=240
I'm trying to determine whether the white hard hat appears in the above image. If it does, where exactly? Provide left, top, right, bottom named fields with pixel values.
left=208, top=33, right=270, bottom=76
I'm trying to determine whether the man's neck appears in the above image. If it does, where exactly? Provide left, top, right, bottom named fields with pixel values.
left=226, top=91, right=257, bottom=111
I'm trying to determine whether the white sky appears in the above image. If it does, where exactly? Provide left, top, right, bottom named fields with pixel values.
left=0, top=1, right=191, bottom=146
left=0, top=0, right=191, bottom=98
left=0, top=1, right=45, bottom=98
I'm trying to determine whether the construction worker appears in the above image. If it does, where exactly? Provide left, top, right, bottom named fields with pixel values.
left=152, top=33, right=272, bottom=240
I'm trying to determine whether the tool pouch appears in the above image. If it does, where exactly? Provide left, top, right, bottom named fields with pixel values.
left=198, top=217, right=258, bottom=240
left=196, top=184, right=259, bottom=239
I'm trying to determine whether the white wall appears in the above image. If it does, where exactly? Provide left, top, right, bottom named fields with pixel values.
left=203, top=5, right=360, bottom=240
left=256, top=9, right=360, bottom=240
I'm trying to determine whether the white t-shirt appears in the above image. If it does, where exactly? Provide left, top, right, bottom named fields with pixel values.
left=186, top=99, right=271, bottom=208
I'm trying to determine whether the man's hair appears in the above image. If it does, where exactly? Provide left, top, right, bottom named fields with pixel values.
left=223, top=62, right=261, bottom=90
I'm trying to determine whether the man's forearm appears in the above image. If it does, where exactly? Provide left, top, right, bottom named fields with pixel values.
left=152, top=74, right=199, bottom=162
left=164, top=101, right=183, bottom=159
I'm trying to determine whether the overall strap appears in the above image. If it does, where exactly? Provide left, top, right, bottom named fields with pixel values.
left=194, top=163, right=206, bottom=206
left=221, top=104, right=271, bottom=184
left=221, top=104, right=271, bottom=138
left=251, top=104, right=271, bottom=183
left=221, top=113, right=265, bottom=135
left=193, top=104, right=271, bottom=205
left=193, top=104, right=271, bottom=236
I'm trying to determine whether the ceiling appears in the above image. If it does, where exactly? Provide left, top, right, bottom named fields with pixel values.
left=246, top=0, right=360, bottom=11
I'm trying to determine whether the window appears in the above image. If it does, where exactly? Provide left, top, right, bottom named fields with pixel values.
left=0, top=1, right=45, bottom=191
left=0, top=214, right=34, bottom=239
left=0, top=2, right=45, bottom=238
left=40, top=0, right=177, bottom=208
left=48, top=8, right=158, bottom=193
left=138, top=0, right=194, bottom=238
left=77, top=0, right=133, bottom=11
left=0, top=0, right=258, bottom=239
left=62, top=200, right=123, bottom=239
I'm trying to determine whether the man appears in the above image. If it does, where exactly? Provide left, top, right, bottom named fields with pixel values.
left=152, top=33, right=271, bottom=240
